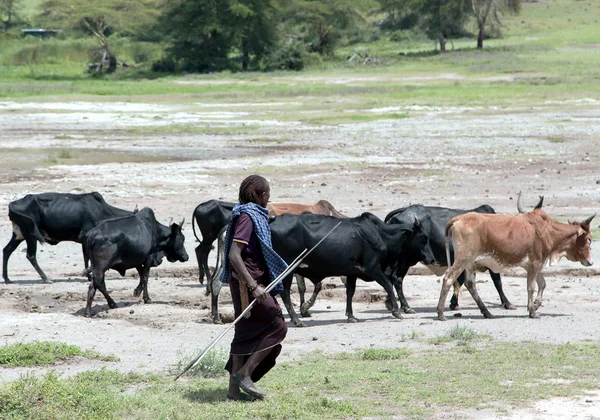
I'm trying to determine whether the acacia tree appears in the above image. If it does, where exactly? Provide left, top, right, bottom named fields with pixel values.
left=37, top=0, right=159, bottom=72
left=283, top=0, right=377, bottom=55
left=469, top=0, right=521, bottom=49
left=418, top=0, right=470, bottom=52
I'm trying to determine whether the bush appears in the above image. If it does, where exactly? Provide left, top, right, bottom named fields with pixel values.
left=151, top=56, right=177, bottom=73
left=260, top=39, right=308, bottom=71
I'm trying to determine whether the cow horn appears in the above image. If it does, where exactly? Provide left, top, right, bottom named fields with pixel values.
left=180, top=218, right=185, bottom=227
left=516, top=191, right=525, bottom=214
left=534, top=196, right=544, bottom=210
left=168, top=217, right=173, bottom=225
left=581, top=213, right=597, bottom=229
left=414, top=215, right=420, bottom=226
left=568, top=217, right=574, bottom=224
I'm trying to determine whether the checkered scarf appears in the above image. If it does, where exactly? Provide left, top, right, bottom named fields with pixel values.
left=220, top=202, right=287, bottom=296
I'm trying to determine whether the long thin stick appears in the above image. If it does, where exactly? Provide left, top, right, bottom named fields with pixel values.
left=175, top=221, right=341, bottom=380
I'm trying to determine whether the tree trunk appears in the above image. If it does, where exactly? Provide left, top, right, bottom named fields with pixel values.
left=241, top=36, right=249, bottom=71
left=439, top=32, right=447, bottom=52
left=477, top=22, right=485, bottom=49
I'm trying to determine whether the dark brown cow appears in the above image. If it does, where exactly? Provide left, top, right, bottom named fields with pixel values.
left=437, top=202, right=595, bottom=321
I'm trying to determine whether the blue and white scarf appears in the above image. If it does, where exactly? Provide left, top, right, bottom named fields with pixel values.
left=220, top=202, right=288, bottom=296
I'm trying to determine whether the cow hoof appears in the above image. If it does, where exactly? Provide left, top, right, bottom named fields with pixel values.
left=42, top=278, right=53, bottom=284
left=108, top=303, right=117, bottom=309
left=294, top=321, right=307, bottom=328
left=347, top=317, right=359, bottom=323
left=144, top=299, right=152, bottom=304
left=438, top=314, right=447, bottom=321
left=133, top=288, right=142, bottom=298
left=450, top=304, right=460, bottom=311
left=483, top=312, right=495, bottom=319
left=4, top=278, right=13, bottom=284
left=300, top=303, right=312, bottom=316
left=213, top=318, right=223, bottom=325
left=84, top=311, right=92, bottom=318
left=403, top=308, right=416, bottom=315
left=392, top=311, right=403, bottom=319
left=529, top=313, right=539, bottom=319
left=504, top=303, right=517, bottom=310
left=300, top=311, right=312, bottom=318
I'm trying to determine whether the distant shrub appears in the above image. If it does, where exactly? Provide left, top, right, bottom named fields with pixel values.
left=151, top=56, right=177, bottom=73
left=261, top=39, right=308, bottom=71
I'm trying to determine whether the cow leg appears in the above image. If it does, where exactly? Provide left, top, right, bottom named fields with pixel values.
left=301, top=278, right=322, bottom=318
left=24, top=236, right=51, bottom=283
left=280, top=274, right=305, bottom=327
left=533, top=272, right=546, bottom=311
left=86, top=270, right=116, bottom=317
left=195, top=242, right=213, bottom=284
left=463, top=270, right=494, bottom=319
left=437, top=263, right=465, bottom=321
left=82, top=244, right=93, bottom=282
left=296, top=274, right=308, bottom=315
left=526, top=267, right=541, bottom=318
left=371, top=270, right=402, bottom=320
left=389, top=266, right=414, bottom=314
left=210, top=275, right=222, bottom=323
left=345, top=276, right=359, bottom=323
left=3, top=233, right=23, bottom=283
left=489, top=270, right=515, bottom=310
left=136, top=266, right=152, bottom=304
left=450, top=271, right=466, bottom=311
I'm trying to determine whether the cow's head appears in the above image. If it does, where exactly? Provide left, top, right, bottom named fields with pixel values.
left=165, top=218, right=189, bottom=263
left=565, top=214, right=595, bottom=266
left=404, top=217, right=436, bottom=266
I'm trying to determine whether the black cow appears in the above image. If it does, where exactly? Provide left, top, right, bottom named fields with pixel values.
left=82, top=207, right=188, bottom=317
left=3, top=192, right=135, bottom=283
left=192, top=200, right=235, bottom=284
left=384, top=204, right=515, bottom=313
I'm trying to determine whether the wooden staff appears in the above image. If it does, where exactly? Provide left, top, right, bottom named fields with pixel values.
left=174, top=221, right=342, bottom=380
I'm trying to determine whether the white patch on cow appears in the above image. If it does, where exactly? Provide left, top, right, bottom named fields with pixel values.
left=299, top=263, right=309, bottom=269
left=12, top=222, right=24, bottom=240
left=474, top=253, right=516, bottom=273
left=425, top=264, right=447, bottom=276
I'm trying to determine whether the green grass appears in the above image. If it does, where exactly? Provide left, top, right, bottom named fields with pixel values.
left=0, top=341, right=118, bottom=367
left=2, top=342, right=600, bottom=419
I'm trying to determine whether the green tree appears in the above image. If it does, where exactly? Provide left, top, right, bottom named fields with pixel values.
left=418, top=0, right=470, bottom=52
left=0, top=0, right=21, bottom=29
left=161, top=0, right=282, bottom=72
left=283, top=0, right=378, bottom=55
left=469, top=0, right=521, bottom=49
left=37, top=0, right=159, bottom=72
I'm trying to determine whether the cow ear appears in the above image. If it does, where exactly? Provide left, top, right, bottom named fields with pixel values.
left=577, top=227, right=585, bottom=237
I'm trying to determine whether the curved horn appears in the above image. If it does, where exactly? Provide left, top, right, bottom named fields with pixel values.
left=581, top=213, right=597, bottom=229
left=534, top=196, right=544, bottom=210
left=168, top=217, right=173, bottom=225
left=180, top=217, right=185, bottom=227
left=414, top=215, right=420, bottom=226
left=516, top=191, right=525, bottom=214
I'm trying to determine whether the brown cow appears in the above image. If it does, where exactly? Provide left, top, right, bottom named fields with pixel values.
left=268, top=200, right=347, bottom=218
left=437, top=202, right=595, bottom=321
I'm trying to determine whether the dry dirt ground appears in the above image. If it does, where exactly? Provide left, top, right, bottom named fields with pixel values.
left=0, top=95, right=599, bottom=419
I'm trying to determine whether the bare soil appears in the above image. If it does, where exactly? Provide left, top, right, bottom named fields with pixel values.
left=0, top=96, right=599, bottom=418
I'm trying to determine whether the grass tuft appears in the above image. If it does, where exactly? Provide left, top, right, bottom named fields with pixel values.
left=171, top=348, right=229, bottom=378
left=0, top=341, right=118, bottom=367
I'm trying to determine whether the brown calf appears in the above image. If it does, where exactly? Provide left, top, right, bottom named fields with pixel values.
left=437, top=206, right=595, bottom=320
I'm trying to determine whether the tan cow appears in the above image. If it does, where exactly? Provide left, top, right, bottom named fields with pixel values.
left=437, top=202, right=595, bottom=321
left=268, top=200, right=347, bottom=218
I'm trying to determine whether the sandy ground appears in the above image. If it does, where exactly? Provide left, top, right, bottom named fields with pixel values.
left=0, top=95, right=599, bottom=418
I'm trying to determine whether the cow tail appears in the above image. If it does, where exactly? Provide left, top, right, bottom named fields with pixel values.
left=191, top=204, right=202, bottom=243
left=445, top=220, right=455, bottom=270
left=8, top=203, right=46, bottom=244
